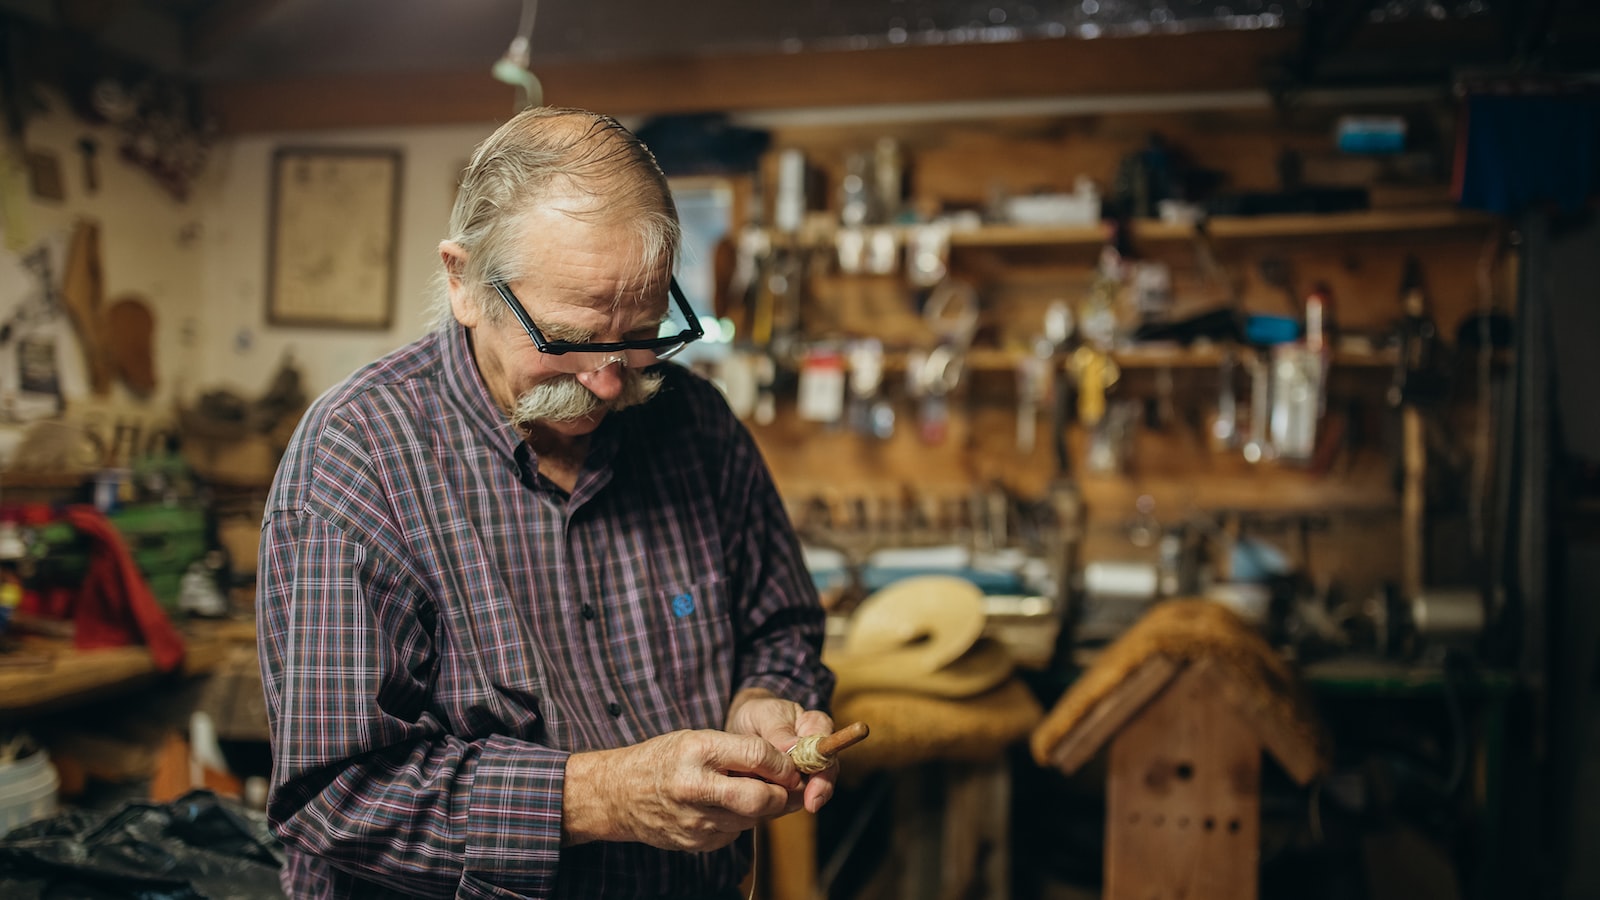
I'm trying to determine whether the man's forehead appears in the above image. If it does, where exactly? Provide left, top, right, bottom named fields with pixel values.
left=522, top=283, right=669, bottom=339
left=515, top=215, right=667, bottom=280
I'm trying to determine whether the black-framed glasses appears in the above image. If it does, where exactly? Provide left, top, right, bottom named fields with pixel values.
left=490, top=276, right=704, bottom=373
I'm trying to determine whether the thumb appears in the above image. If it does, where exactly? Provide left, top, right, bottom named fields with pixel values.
left=711, top=734, right=801, bottom=790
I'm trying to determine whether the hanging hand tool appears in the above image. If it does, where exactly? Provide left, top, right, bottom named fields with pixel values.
left=1269, top=343, right=1322, bottom=464
left=915, top=277, right=979, bottom=446
left=753, top=354, right=777, bottom=426
left=1071, top=345, right=1120, bottom=430
left=1242, top=350, right=1272, bottom=465
left=1044, top=300, right=1075, bottom=478
left=913, top=346, right=961, bottom=446
left=76, top=137, right=99, bottom=194
left=1391, top=255, right=1442, bottom=601
left=1015, top=340, right=1051, bottom=454
left=1211, top=349, right=1239, bottom=450
left=847, top=339, right=894, bottom=440
left=60, top=218, right=112, bottom=395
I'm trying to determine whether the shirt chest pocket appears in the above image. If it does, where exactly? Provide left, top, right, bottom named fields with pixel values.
left=606, top=574, right=734, bottom=731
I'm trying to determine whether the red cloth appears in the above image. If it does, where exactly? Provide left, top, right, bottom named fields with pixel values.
left=51, top=505, right=187, bottom=671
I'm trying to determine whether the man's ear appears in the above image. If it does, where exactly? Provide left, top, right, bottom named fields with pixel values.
left=439, top=241, right=479, bottom=328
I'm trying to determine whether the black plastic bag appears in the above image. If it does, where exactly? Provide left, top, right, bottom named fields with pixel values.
left=0, top=789, right=284, bottom=899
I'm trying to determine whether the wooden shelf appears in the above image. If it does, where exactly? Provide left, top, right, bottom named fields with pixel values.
left=881, top=345, right=1398, bottom=374
left=776, top=208, right=1499, bottom=255
left=1112, top=345, right=1397, bottom=370
left=1201, top=208, right=1501, bottom=240
left=942, top=208, right=1499, bottom=249
left=0, top=470, right=91, bottom=490
left=1078, top=470, right=1399, bottom=519
left=948, top=223, right=1108, bottom=247
left=770, top=208, right=1500, bottom=254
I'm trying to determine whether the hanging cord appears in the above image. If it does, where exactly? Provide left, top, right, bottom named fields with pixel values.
left=514, top=0, right=538, bottom=43
left=744, top=724, right=870, bottom=898
left=746, top=823, right=759, bottom=900
left=787, top=734, right=834, bottom=774
left=789, top=722, right=869, bottom=774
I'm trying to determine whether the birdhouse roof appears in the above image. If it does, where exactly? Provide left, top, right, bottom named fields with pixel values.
left=1030, top=599, right=1328, bottom=785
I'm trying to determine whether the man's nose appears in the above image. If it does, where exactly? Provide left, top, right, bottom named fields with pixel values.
left=576, top=359, right=625, bottom=400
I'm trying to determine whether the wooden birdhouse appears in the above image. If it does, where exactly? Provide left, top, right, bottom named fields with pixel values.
left=1030, top=600, right=1328, bottom=900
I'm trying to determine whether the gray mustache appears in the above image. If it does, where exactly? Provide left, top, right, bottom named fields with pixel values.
left=512, top=368, right=664, bottom=426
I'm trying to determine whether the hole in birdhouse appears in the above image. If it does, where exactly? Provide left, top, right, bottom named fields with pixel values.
left=1175, top=762, right=1194, bottom=780
left=1228, top=819, right=1242, bottom=834
left=1144, top=764, right=1171, bottom=792
left=1204, top=817, right=1216, bottom=831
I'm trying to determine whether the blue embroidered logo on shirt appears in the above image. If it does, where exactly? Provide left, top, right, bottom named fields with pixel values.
left=671, top=593, right=695, bottom=618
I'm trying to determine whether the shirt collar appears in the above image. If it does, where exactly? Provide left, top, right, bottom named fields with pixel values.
left=439, top=319, right=626, bottom=475
left=439, top=321, right=526, bottom=464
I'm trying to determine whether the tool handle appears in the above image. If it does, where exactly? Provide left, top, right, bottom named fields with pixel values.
left=816, top=721, right=869, bottom=758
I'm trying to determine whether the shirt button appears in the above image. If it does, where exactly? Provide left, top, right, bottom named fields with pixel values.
left=607, top=702, right=622, bottom=717
left=581, top=604, right=596, bottom=621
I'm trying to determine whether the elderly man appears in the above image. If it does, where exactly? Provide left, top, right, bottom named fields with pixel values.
left=257, top=107, right=836, bottom=898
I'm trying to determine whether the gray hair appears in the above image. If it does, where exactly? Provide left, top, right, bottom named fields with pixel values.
left=428, top=107, right=681, bottom=330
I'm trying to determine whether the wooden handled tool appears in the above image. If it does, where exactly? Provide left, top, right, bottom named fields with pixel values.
left=816, top=721, right=869, bottom=758
left=787, top=721, right=870, bottom=774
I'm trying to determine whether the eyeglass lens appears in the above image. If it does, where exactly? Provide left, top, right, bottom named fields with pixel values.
left=540, top=344, right=686, bottom=374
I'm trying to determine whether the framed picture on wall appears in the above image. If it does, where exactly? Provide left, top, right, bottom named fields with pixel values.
left=266, top=147, right=402, bottom=329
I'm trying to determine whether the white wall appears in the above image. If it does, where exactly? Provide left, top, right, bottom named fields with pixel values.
left=0, top=90, right=505, bottom=405
left=0, top=91, right=209, bottom=466
left=0, top=91, right=508, bottom=472
left=193, top=121, right=500, bottom=399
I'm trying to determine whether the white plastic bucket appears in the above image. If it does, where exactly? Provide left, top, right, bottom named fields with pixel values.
left=0, top=749, right=60, bottom=836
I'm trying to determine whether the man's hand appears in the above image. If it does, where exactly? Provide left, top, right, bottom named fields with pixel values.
left=725, top=688, right=837, bottom=815
left=562, top=729, right=799, bottom=851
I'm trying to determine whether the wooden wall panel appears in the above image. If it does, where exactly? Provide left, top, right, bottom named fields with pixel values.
left=741, top=100, right=1505, bottom=600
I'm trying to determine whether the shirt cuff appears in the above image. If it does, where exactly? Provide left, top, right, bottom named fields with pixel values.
left=737, top=671, right=832, bottom=716
left=462, top=735, right=569, bottom=897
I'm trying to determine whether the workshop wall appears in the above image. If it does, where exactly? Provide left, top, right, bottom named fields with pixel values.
left=1, top=96, right=504, bottom=481
left=4, top=88, right=1509, bottom=572
left=731, top=102, right=1508, bottom=607
left=0, top=90, right=202, bottom=470
left=189, top=121, right=498, bottom=398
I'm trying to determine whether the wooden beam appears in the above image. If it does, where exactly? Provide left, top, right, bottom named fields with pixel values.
left=187, top=0, right=295, bottom=63
left=205, top=28, right=1301, bottom=133
left=207, top=70, right=524, bottom=133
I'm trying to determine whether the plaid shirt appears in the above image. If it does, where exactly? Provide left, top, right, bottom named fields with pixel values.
left=257, top=323, right=832, bottom=899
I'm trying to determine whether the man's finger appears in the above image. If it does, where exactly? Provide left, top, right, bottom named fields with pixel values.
left=708, top=735, right=801, bottom=790
left=705, top=771, right=792, bottom=819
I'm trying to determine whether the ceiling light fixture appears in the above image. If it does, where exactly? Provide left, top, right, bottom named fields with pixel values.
left=492, top=0, right=543, bottom=109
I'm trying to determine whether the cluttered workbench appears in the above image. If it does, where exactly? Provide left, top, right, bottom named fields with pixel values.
left=769, top=461, right=1527, bottom=900
left=0, top=619, right=250, bottom=724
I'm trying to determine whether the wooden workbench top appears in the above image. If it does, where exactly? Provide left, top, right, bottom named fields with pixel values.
left=0, top=619, right=255, bottom=722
